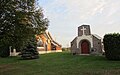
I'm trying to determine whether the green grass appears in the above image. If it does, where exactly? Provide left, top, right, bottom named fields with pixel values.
left=0, top=52, right=120, bottom=75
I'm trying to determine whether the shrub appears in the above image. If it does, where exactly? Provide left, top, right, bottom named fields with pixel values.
left=62, top=47, right=70, bottom=51
left=20, top=36, right=39, bottom=59
left=103, top=33, right=120, bottom=60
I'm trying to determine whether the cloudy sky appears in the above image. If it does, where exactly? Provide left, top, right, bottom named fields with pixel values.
left=38, top=0, right=120, bottom=47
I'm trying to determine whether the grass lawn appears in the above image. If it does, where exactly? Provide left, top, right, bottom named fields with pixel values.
left=0, top=52, right=120, bottom=75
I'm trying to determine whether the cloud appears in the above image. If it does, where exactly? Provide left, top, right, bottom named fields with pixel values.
left=91, top=0, right=105, bottom=15
left=44, top=0, right=107, bottom=22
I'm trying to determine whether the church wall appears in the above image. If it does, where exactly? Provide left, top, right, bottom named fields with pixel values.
left=47, top=39, right=51, bottom=51
left=71, top=37, right=78, bottom=54
left=47, top=43, right=51, bottom=51
left=92, top=36, right=102, bottom=54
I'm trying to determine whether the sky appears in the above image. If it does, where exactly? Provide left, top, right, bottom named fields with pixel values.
left=38, top=0, right=120, bottom=47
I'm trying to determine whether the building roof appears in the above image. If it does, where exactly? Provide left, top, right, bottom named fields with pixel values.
left=92, top=34, right=102, bottom=40
left=44, top=31, right=62, bottom=47
left=71, top=37, right=77, bottom=43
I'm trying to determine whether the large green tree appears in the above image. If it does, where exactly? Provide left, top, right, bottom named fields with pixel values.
left=0, top=0, right=48, bottom=57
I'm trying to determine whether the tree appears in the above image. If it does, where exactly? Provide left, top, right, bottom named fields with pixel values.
left=20, top=36, right=39, bottom=59
left=0, top=0, right=48, bottom=57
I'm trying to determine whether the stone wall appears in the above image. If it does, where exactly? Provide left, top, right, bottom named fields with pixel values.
left=92, top=35, right=102, bottom=54
left=71, top=37, right=78, bottom=54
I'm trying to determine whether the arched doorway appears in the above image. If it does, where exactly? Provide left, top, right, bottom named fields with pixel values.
left=81, top=40, right=90, bottom=54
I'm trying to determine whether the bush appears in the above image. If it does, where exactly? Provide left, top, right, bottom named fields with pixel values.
left=62, top=47, right=70, bottom=51
left=103, top=33, right=120, bottom=60
left=20, top=37, right=39, bottom=59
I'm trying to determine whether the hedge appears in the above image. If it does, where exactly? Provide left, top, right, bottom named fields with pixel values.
left=103, top=33, right=120, bottom=60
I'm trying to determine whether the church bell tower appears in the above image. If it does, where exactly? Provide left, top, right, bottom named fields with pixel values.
left=78, top=25, right=91, bottom=36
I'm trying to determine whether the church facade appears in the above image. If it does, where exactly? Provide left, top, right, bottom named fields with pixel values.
left=71, top=25, right=102, bottom=55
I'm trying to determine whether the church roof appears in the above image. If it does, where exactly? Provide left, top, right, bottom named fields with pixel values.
left=92, top=34, right=102, bottom=40
left=78, top=24, right=90, bottom=27
left=71, top=37, right=77, bottom=43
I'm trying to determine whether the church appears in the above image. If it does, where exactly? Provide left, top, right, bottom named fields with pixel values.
left=36, top=31, right=62, bottom=54
left=71, top=25, right=103, bottom=55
